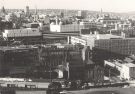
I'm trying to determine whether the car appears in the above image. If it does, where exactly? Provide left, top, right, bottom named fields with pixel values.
left=59, top=90, right=67, bottom=94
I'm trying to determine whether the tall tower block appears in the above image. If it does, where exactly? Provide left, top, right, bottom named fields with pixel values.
left=25, top=6, right=30, bottom=17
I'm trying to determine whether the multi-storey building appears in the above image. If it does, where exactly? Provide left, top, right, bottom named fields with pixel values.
left=38, top=44, right=90, bottom=80
left=110, top=28, right=135, bottom=38
left=104, top=59, right=135, bottom=80
left=96, top=14, right=121, bottom=32
left=71, top=34, right=124, bottom=49
left=0, top=46, right=38, bottom=77
left=121, top=63, right=135, bottom=80
left=93, top=38, right=135, bottom=64
left=95, top=38, right=135, bottom=56
left=25, top=6, right=30, bottom=17
left=50, top=23, right=80, bottom=32
left=80, top=21, right=97, bottom=29
left=38, top=44, right=104, bottom=82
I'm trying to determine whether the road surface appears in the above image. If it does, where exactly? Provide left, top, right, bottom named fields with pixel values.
left=67, top=87, right=135, bottom=94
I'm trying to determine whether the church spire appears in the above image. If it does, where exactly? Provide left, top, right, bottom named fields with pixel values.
left=1, top=6, right=5, bottom=14
left=1, top=0, right=6, bottom=15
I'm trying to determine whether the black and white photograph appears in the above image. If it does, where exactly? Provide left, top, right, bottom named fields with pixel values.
left=0, top=0, right=135, bottom=94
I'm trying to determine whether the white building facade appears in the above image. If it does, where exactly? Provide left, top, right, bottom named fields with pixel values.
left=121, top=63, right=135, bottom=80
left=50, top=24, right=80, bottom=32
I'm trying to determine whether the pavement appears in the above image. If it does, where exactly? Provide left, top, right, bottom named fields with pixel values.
left=66, top=87, right=135, bottom=94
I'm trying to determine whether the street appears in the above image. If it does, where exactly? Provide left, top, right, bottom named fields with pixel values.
left=67, top=87, right=135, bottom=94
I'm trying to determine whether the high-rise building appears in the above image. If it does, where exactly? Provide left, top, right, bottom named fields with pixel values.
left=25, top=6, right=30, bottom=17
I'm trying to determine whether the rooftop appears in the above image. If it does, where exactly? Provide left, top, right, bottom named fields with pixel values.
left=0, top=46, right=37, bottom=52
left=123, top=63, right=135, bottom=67
left=81, top=34, right=123, bottom=40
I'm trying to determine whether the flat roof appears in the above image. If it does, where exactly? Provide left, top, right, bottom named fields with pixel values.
left=123, top=63, right=135, bottom=67
left=0, top=46, right=36, bottom=52
left=71, top=34, right=123, bottom=42
left=81, top=34, right=123, bottom=40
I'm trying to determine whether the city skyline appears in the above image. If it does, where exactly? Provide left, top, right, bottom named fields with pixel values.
left=1, top=0, right=135, bottom=13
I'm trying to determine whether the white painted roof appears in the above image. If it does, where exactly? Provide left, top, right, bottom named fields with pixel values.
left=123, top=63, right=135, bottom=67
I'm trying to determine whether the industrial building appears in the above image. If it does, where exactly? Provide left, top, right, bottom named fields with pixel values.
left=104, top=60, right=122, bottom=72
left=50, top=20, right=97, bottom=33
left=110, top=28, right=135, bottom=38
left=3, top=28, right=42, bottom=39
left=92, top=38, right=135, bottom=65
left=38, top=44, right=103, bottom=82
left=104, top=59, right=135, bottom=80
left=70, top=34, right=124, bottom=49
left=0, top=43, right=104, bottom=83
left=80, top=21, right=97, bottom=30
left=38, top=44, right=91, bottom=80
left=2, top=28, right=42, bottom=44
left=0, top=40, right=103, bottom=82
left=50, top=23, right=80, bottom=32
left=95, top=38, right=135, bottom=56
left=0, top=46, right=38, bottom=77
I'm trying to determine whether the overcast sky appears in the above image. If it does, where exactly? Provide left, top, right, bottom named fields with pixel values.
left=1, top=0, right=135, bottom=12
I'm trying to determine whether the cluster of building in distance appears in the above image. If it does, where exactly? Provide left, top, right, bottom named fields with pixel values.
left=0, top=5, right=135, bottom=85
